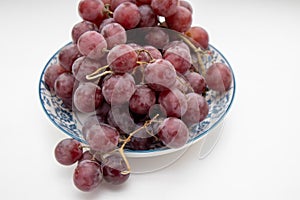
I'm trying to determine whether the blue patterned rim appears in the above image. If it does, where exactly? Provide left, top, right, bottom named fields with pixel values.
left=39, top=43, right=235, bottom=156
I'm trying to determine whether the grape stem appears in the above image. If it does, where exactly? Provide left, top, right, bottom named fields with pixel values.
left=85, top=65, right=112, bottom=80
left=103, top=4, right=114, bottom=18
left=135, top=49, right=156, bottom=63
left=118, top=114, right=160, bottom=175
left=179, top=35, right=207, bottom=76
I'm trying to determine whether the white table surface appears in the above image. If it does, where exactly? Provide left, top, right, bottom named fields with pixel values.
left=1, top=0, right=300, bottom=199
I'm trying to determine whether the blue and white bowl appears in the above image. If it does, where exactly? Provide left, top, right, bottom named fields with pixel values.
left=39, top=43, right=235, bottom=158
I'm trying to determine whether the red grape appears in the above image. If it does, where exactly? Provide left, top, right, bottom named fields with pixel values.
left=44, top=63, right=67, bottom=92
left=151, top=0, right=178, bottom=17
left=129, top=85, right=156, bottom=115
left=182, top=93, right=209, bottom=127
left=107, top=44, right=138, bottom=73
left=73, top=82, right=103, bottom=113
left=184, top=71, right=207, bottom=94
left=144, top=27, right=169, bottom=49
left=73, top=160, right=103, bottom=192
left=166, top=6, right=192, bottom=32
left=158, top=117, right=189, bottom=148
left=163, top=40, right=190, bottom=53
left=144, top=59, right=177, bottom=91
left=54, top=138, right=83, bottom=166
left=179, top=0, right=193, bottom=13
left=185, top=26, right=209, bottom=49
left=72, top=56, right=101, bottom=82
left=205, top=63, right=232, bottom=92
left=54, top=73, right=75, bottom=99
left=85, top=123, right=119, bottom=153
left=78, top=0, right=105, bottom=26
left=77, top=31, right=107, bottom=60
left=113, top=2, right=141, bottom=29
left=58, top=44, right=82, bottom=71
left=71, top=21, right=98, bottom=44
left=158, top=88, right=187, bottom=118
left=101, top=23, right=127, bottom=49
left=99, top=18, right=116, bottom=32
left=163, top=45, right=191, bottom=74
left=138, top=4, right=157, bottom=27
left=102, top=73, right=136, bottom=105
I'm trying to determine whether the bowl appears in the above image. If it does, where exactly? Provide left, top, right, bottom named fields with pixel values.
left=39, top=43, right=235, bottom=160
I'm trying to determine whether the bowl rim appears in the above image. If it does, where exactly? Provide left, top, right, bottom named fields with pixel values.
left=39, top=43, right=236, bottom=157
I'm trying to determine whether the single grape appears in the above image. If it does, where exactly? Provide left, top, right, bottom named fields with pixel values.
left=110, top=0, right=136, bottom=11
left=54, top=73, right=75, bottom=99
left=58, top=43, right=82, bottom=71
left=77, top=31, right=107, bottom=60
left=72, top=56, right=101, bottom=82
left=78, top=0, right=105, bottom=26
left=71, top=21, right=98, bottom=44
left=144, top=27, right=169, bottom=49
left=182, top=93, right=209, bottom=127
left=158, top=88, right=187, bottom=118
left=179, top=0, right=193, bottom=13
left=205, top=63, right=232, bottom=92
left=157, top=117, right=189, bottom=149
left=85, top=123, right=120, bottom=153
left=107, top=44, right=138, bottom=73
left=129, top=85, right=156, bottom=115
left=144, top=59, right=177, bottom=91
left=73, top=82, right=103, bottom=113
left=166, top=6, right=192, bottom=32
left=73, top=160, right=103, bottom=192
left=185, top=26, right=209, bottom=49
left=184, top=71, right=207, bottom=94
left=102, top=152, right=130, bottom=185
left=54, top=138, right=83, bottom=165
left=138, top=4, right=157, bottom=27
left=163, top=46, right=191, bottom=74
left=44, top=63, right=67, bottom=92
left=114, top=2, right=141, bottom=29
left=102, top=73, right=136, bottom=105
left=101, top=23, right=127, bottom=49
left=151, top=0, right=178, bottom=17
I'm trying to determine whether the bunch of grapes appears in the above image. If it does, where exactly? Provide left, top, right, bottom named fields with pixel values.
left=45, top=0, right=233, bottom=193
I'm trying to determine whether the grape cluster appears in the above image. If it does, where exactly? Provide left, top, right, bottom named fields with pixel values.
left=45, top=0, right=233, bottom=193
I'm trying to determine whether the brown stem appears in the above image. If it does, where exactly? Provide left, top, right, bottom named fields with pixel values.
left=180, top=35, right=206, bottom=76
left=104, top=4, right=114, bottom=18
left=85, top=65, right=111, bottom=80
left=118, top=114, right=160, bottom=174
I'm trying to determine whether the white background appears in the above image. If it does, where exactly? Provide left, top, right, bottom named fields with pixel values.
left=1, top=0, right=300, bottom=199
